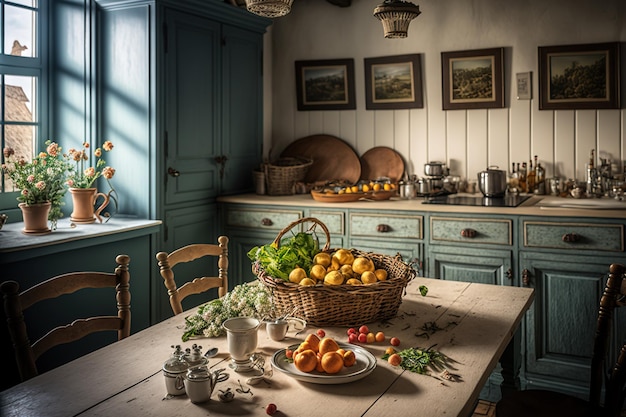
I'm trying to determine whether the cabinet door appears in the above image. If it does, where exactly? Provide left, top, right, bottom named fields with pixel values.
left=164, top=10, right=220, bottom=205
left=519, top=251, right=613, bottom=390
left=350, top=238, right=422, bottom=269
left=227, top=231, right=278, bottom=287
left=428, top=245, right=513, bottom=285
left=220, top=25, right=264, bottom=194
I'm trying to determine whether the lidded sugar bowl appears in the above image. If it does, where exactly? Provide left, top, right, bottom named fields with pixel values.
left=162, top=345, right=188, bottom=396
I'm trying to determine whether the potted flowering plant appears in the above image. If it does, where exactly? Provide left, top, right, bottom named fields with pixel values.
left=66, top=141, right=118, bottom=223
left=2, top=140, right=72, bottom=233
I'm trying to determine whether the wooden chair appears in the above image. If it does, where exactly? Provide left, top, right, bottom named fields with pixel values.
left=496, top=263, right=626, bottom=417
left=0, top=254, right=131, bottom=382
left=156, top=236, right=229, bottom=315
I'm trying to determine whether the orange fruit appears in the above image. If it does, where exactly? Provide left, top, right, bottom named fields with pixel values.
left=318, top=337, right=340, bottom=356
left=343, top=350, right=357, bottom=367
left=305, top=333, right=321, bottom=352
left=294, top=349, right=318, bottom=373
left=321, top=351, right=344, bottom=374
left=315, top=354, right=325, bottom=372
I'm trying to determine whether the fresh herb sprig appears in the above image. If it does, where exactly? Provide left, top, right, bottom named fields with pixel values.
left=382, top=345, right=449, bottom=375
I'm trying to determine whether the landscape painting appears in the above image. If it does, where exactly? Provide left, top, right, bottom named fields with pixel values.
left=441, top=48, right=504, bottom=110
left=364, top=54, right=423, bottom=110
left=295, top=59, right=356, bottom=111
left=539, top=42, right=620, bottom=110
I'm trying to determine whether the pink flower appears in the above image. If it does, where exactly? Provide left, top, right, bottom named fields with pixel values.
left=102, top=166, right=115, bottom=179
left=26, top=175, right=35, bottom=183
left=21, top=189, right=28, bottom=196
left=66, top=179, right=74, bottom=187
left=83, top=142, right=90, bottom=149
left=46, top=142, right=59, bottom=157
left=3, top=147, right=14, bottom=158
left=94, top=148, right=102, bottom=157
left=38, top=152, right=47, bottom=158
left=84, top=167, right=96, bottom=178
left=103, top=141, right=114, bottom=151
left=35, top=181, right=46, bottom=190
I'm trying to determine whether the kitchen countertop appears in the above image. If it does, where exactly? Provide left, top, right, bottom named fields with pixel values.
left=218, top=193, right=626, bottom=219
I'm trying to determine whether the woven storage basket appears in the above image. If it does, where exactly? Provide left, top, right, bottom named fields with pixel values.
left=264, top=157, right=313, bottom=196
left=255, top=217, right=416, bottom=326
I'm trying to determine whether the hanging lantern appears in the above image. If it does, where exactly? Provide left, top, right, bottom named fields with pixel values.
left=245, top=0, right=294, bottom=18
left=373, top=0, right=421, bottom=39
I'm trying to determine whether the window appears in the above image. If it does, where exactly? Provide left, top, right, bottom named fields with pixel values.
left=0, top=0, right=45, bottom=208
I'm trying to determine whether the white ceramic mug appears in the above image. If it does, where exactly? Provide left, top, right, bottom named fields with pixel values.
left=223, top=317, right=260, bottom=371
left=266, top=319, right=289, bottom=341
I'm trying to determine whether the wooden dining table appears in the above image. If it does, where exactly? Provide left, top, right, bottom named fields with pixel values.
left=1, top=277, right=534, bottom=417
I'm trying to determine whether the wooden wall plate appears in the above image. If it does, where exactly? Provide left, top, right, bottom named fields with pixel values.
left=280, top=135, right=361, bottom=184
left=359, top=147, right=405, bottom=182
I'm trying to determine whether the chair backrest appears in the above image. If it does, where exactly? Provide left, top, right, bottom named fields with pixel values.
left=156, top=236, right=228, bottom=315
left=0, top=254, right=131, bottom=382
left=589, top=262, right=626, bottom=416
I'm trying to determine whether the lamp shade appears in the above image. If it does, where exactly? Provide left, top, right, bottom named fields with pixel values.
left=373, top=0, right=421, bottom=39
left=245, top=0, right=294, bottom=18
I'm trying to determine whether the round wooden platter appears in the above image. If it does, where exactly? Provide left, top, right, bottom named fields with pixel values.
left=310, top=190, right=395, bottom=203
left=280, top=134, right=361, bottom=184
left=359, top=147, right=405, bottom=182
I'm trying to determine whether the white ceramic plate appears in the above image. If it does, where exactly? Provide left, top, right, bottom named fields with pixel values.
left=271, top=343, right=376, bottom=384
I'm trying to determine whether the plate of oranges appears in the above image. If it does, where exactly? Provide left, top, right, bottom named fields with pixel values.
left=271, top=336, right=376, bottom=384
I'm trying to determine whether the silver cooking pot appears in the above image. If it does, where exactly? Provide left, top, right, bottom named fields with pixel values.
left=424, top=162, right=446, bottom=177
left=477, top=166, right=507, bottom=197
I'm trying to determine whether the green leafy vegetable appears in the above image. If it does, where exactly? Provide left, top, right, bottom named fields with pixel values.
left=382, top=346, right=448, bottom=375
left=419, top=285, right=428, bottom=296
left=248, top=232, right=320, bottom=281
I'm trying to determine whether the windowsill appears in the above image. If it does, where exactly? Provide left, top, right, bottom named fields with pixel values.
left=0, top=216, right=162, bottom=263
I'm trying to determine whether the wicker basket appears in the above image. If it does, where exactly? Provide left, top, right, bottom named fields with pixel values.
left=264, top=157, right=313, bottom=196
left=245, top=0, right=293, bottom=18
left=255, top=217, right=416, bottom=326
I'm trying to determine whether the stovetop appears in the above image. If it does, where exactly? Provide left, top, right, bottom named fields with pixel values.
left=422, top=194, right=532, bottom=207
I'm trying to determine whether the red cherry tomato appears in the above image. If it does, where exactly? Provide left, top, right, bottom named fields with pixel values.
left=357, top=333, right=368, bottom=343
left=285, top=349, right=294, bottom=359
left=390, top=337, right=400, bottom=346
left=316, top=329, right=326, bottom=338
left=347, top=327, right=357, bottom=335
left=266, top=403, right=277, bottom=415
left=359, top=325, right=369, bottom=334
left=348, top=333, right=358, bottom=343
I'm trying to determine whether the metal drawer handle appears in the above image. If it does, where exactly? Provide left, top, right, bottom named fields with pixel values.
left=562, top=233, right=580, bottom=243
left=522, top=268, right=530, bottom=286
left=460, top=228, right=477, bottom=238
left=261, top=218, right=273, bottom=226
left=376, top=224, right=391, bottom=233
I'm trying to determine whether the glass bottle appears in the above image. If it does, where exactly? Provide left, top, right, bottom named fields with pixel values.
left=527, top=160, right=535, bottom=193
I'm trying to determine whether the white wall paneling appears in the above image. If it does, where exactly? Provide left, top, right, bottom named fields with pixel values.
left=268, top=0, right=626, bottom=183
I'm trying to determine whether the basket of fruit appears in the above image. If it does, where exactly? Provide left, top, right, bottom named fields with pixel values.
left=249, top=217, right=416, bottom=326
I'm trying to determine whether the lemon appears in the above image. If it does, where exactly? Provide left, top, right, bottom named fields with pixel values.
left=351, top=185, right=359, bottom=193
left=361, top=271, right=377, bottom=284
left=346, top=278, right=363, bottom=285
left=299, top=278, right=316, bottom=286
left=373, top=183, right=381, bottom=191
left=289, top=267, right=307, bottom=284
left=332, top=249, right=354, bottom=266
left=361, top=184, right=370, bottom=192
left=352, top=257, right=375, bottom=275
left=310, top=264, right=327, bottom=281
left=324, top=270, right=344, bottom=285
left=340, top=264, right=355, bottom=278
left=374, top=268, right=388, bottom=281
left=313, top=252, right=331, bottom=267
left=383, top=183, right=391, bottom=191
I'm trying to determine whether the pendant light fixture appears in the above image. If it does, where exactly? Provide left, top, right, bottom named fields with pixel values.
left=373, top=0, right=421, bottom=39
left=245, top=0, right=294, bottom=18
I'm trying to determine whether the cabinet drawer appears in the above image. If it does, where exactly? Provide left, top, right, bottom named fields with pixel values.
left=226, top=208, right=303, bottom=231
left=309, top=210, right=345, bottom=236
left=350, top=213, right=422, bottom=240
left=523, top=221, right=624, bottom=252
left=430, top=217, right=513, bottom=246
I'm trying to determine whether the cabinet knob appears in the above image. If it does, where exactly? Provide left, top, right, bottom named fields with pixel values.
left=167, top=167, right=180, bottom=177
left=506, top=268, right=513, bottom=280
left=522, top=268, right=530, bottom=286
left=562, top=233, right=580, bottom=243
left=461, top=228, right=477, bottom=238
left=376, top=224, right=391, bottom=233
left=261, top=218, right=273, bottom=226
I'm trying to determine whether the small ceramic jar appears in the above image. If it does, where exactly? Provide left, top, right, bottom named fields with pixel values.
left=163, top=345, right=188, bottom=396
left=184, top=366, right=213, bottom=404
left=266, top=319, right=289, bottom=341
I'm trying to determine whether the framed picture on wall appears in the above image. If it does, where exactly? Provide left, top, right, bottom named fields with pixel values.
left=441, top=47, right=504, bottom=110
left=538, top=42, right=620, bottom=110
left=295, top=59, right=356, bottom=111
left=364, top=54, right=423, bottom=110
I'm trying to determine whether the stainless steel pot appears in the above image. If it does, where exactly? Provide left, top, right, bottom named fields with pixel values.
left=424, top=162, right=446, bottom=177
left=398, top=180, right=417, bottom=199
left=477, top=166, right=507, bottom=197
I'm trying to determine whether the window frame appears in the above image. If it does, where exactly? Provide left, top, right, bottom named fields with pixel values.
left=0, top=0, right=48, bottom=215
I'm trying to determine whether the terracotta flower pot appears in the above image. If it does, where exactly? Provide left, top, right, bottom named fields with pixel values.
left=19, top=202, right=52, bottom=235
left=69, top=188, right=110, bottom=224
